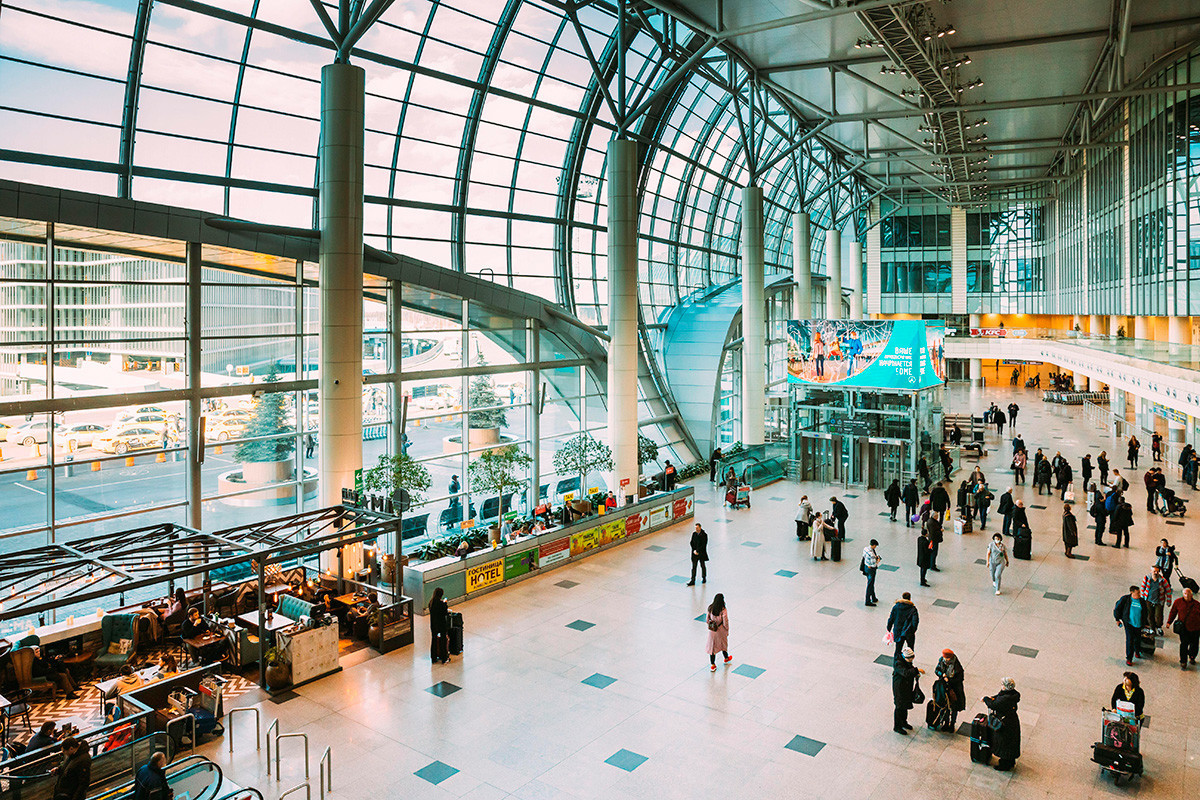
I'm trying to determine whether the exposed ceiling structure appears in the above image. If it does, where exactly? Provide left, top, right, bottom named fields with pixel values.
left=653, top=0, right=1200, bottom=203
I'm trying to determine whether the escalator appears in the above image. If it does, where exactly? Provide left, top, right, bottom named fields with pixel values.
left=91, top=755, right=234, bottom=800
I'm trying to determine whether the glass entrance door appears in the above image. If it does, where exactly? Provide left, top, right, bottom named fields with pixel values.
left=864, top=440, right=906, bottom=489
left=797, top=433, right=844, bottom=484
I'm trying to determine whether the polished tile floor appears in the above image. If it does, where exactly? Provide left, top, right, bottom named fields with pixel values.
left=197, top=386, right=1200, bottom=799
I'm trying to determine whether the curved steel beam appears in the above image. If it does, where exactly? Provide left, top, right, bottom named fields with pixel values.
left=116, top=0, right=154, bottom=199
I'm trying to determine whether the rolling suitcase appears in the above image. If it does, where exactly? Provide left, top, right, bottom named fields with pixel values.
left=830, top=535, right=842, bottom=562
left=448, top=611, right=464, bottom=655
left=969, top=713, right=992, bottom=763
left=1013, top=530, right=1032, bottom=560
left=1138, top=626, right=1157, bottom=657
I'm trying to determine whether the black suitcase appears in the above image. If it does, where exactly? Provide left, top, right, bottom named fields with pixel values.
left=1013, top=532, right=1032, bottom=560
left=830, top=536, right=842, bottom=562
left=448, top=611, right=464, bottom=655
left=969, top=713, right=992, bottom=763
left=1091, top=742, right=1143, bottom=775
left=1178, top=569, right=1199, bottom=593
left=1139, top=626, right=1157, bottom=656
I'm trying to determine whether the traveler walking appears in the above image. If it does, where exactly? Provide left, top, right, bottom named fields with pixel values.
left=892, top=646, right=922, bottom=735
left=885, top=479, right=901, bottom=522
left=1081, top=454, right=1093, bottom=487
left=1114, top=585, right=1151, bottom=666
left=429, top=587, right=451, bottom=664
left=1098, top=451, right=1110, bottom=485
left=863, top=540, right=881, bottom=606
left=1057, top=460, right=1073, bottom=500
left=1128, top=436, right=1141, bottom=469
left=1012, top=434, right=1025, bottom=455
left=916, top=529, right=932, bottom=586
left=924, top=513, right=943, bottom=571
left=975, top=483, right=993, bottom=529
left=1142, top=565, right=1172, bottom=635
left=1156, top=539, right=1178, bottom=577
left=935, top=649, right=967, bottom=728
left=795, top=496, right=813, bottom=540
left=687, top=523, right=708, bottom=585
left=998, top=487, right=1014, bottom=536
left=1152, top=432, right=1163, bottom=462
left=1011, top=449, right=1027, bottom=484
left=983, top=679, right=1022, bottom=771
left=1111, top=672, right=1145, bottom=718
left=1061, top=504, right=1079, bottom=558
left=704, top=594, right=731, bottom=671
left=304, top=433, right=315, bottom=459
left=902, top=479, right=919, bottom=527
left=993, top=408, right=1006, bottom=435
left=1034, top=457, right=1052, bottom=495
left=956, top=480, right=970, bottom=520
left=1090, top=483, right=1108, bottom=545
left=1007, top=402, right=1019, bottom=426
left=1168, top=586, right=1200, bottom=668
left=886, top=592, right=919, bottom=660
left=986, top=533, right=1009, bottom=594
left=940, top=446, right=954, bottom=481
left=930, top=481, right=950, bottom=522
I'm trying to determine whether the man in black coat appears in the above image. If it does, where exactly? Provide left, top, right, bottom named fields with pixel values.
left=929, top=482, right=950, bottom=522
left=133, top=753, right=172, bottom=800
left=709, top=447, right=722, bottom=483
left=916, top=531, right=932, bottom=586
left=52, top=737, right=91, bottom=800
left=1090, top=485, right=1108, bottom=545
left=885, top=480, right=901, bottom=522
left=1112, top=500, right=1134, bottom=548
left=892, top=646, right=921, bottom=735
left=975, top=483, right=994, bottom=529
left=831, top=497, right=849, bottom=540
left=1114, top=585, right=1152, bottom=666
left=887, top=592, right=920, bottom=660
left=1011, top=435, right=1025, bottom=455
left=924, top=515, right=943, bottom=571
left=1007, top=402, right=1019, bottom=426
left=686, top=523, right=708, bottom=586
left=998, top=487, right=1014, bottom=537
left=1010, top=500, right=1029, bottom=536
left=902, top=479, right=919, bottom=527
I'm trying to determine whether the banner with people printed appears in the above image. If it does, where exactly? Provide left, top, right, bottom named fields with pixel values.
left=786, top=319, right=945, bottom=390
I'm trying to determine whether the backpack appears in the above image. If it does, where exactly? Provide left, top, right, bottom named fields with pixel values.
left=706, top=614, right=722, bottom=632
left=1105, top=492, right=1119, bottom=513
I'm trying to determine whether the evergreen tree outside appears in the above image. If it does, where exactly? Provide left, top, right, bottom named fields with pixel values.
left=235, top=364, right=296, bottom=463
left=468, top=369, right=508, bottom=429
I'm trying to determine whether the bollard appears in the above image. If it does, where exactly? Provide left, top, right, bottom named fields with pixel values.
left=91, top=461, right=101, bottom=472
left=125, top=456, right=135, bottom=467
left=214, top=445, right=223, bottom=455
left=26, top=470, right=37, bottom=481
left=156, top=452, right=166, bottom=463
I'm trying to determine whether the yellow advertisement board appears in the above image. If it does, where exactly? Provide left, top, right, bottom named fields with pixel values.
left=600, top=518, right=626, bottom=545
left=570, top=526, right=601, bottom=556
left=465, top=558, right=504, bottom=593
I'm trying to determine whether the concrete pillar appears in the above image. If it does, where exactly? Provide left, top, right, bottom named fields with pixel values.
left=607, top=138, right=639, bottom=503
left=825, top=229, right=842, bottom=319
left=847, top=241, right=863, bottom=319
left=1087, top=376, right=1099, bottom=392
left=1170, top=316, right=1191, bottom=346
left=1134, top=316, right=1149, bottom=340
left=741, top=186, right=765, bottom=446
left=792, top=212, right=811, bottom=319
left=1089, top=315, right=1104, bottom=336
left=969, top=314, right=983, bottom=386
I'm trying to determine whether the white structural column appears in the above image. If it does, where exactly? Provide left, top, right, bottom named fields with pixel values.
left=792, top=212, right=811, bottom=319
left=1170, top=316, right=1191, bottom=345
left=951, top=207, right=967, bottom=314
left=1134, top=316, right=1149, bottom=340
left=825, top=228, right=842, bottom=319
left=1110, top=315, right=1124, bottom=337
left=865, top=199, right=882, bottom=316
left=846, top=241, right=863, bottom=319
left=1089, top=315, right=1104, bottom=336
left=607, top=139, right=639, bottom=503
left=741, top=186, right=766, bottom=445
left=319, top=63, right=365, bottom=506
left=968, top=313, right=983, bottom=386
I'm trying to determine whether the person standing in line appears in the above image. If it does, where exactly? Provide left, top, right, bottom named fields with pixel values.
left=930, top=481, right=950, bottom=522
left=1057, top=460, right=1073, bottom=500
left=133, top=751, right=171, bottom=800
left=1033, top=448, right=1046, bottom=479
left=1142, top=565, right=1172, bottom=635
left=1168, top=586, right=1200, bottom=669
left=916, top=528, right=932, bottom=587
left=935, top=649, right=967, bottom=729
left=986, top=533, right=1009, bottom=595
left=811, top=512, right=833, bottom=561
left=885, top=479, right=901, bottom=522
left=1152, top=432, right=1163, bottom=462
left=1081, top=453, right=1093, bottom=488
left=1011, top=500, right=1029, bottom=539
left=1098, top=450, right=1110, bottom=486
left=795, top=496, right=813, bottom=541
left=1128, top=435, right=1141, bottom=469
left=831, top=496, right=849, bottom=540
left=892, top=646, right=922, bottom=735
left=863, top=540, right=882, bottom=606
left=687, top=523, right=708, bottom=586
left=1112, top=500, right=1134, bottom=548
left=709, top=446, right=722, bottom=483
left=1061, top=503, right=1079, bottom=558
left=1114, top=585, right=1151, bottom=666
left=704, top=593, right=731, bottom=672
left=1012, top=434, right=1025, bottom=455
left=1090, top=483, right=1108, bottom=545
left=1011, top=449, right=1027, bottom=485
left=902, top=479, right=919, bottom=527
left=428, top=587, right=450, bottom=664
left=1111, top=468, right=1130, bottom=493
left=983, top=679, right=1022, bottom=771
left=998, top=487, right=1014, bottom=537
left=1144, top=468, right=1157, bottom=513
left=918, top=457, right=932, bottom=493
left=51, top=737, right=91, bottom=800
left=994, top=408, right=1006, bottom=435
left=975, top=483, right=993, bottom=529
left=1035, top=457, right=1053, bottom=496
left=887, top=591, right=920, bottom=661
left=956, top=480, right=970, bottom=520
left=925, top=513, right=943, bottom=572
left=1007, top=402, right=1019, bottom=426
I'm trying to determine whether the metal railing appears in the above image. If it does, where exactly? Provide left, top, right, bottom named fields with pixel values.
left=226, top=707, right=261, bottom=753
left=165, top=714, right=196, bottom=757
left=88, top=754, right=221, bottom=800
left=1079, top=400, right=1188, bottom=481
left=264, top=719, right=309, bottom=782
left=212, top=791, right=265, bottom=800
left=318, top=748, right=332, bottom=800
left=279, top=784, right=310, bottom=800
left=265, top=720, right=279, bottom=777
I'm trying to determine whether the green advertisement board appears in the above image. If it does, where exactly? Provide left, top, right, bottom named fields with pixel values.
left=504, top=547, right=538, bottom=580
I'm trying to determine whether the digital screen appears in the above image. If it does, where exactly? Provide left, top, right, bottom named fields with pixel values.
left=787, top=320, right=945, bottom=390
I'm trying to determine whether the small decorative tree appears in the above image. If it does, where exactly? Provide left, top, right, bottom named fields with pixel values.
left=467, top=444, right=531, bottom=523
left=236, top=363, right=295, bottom=466
left=362, top=452, right=432, bottom=507
left=553, top=433, right=613, bottom=497
left=637, top=433, right=659, bottom=477
left=468, top=358, right=507, bottom=430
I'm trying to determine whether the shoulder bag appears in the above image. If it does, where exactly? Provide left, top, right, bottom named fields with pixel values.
left=911, top=679, right=925, bottom=706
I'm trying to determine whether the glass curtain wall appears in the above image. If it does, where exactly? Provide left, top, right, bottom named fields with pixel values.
left=878, top=207, right=952, bottom=314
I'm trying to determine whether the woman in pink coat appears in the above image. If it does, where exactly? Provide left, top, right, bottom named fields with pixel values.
left=705, top=593, right=732, bottom=671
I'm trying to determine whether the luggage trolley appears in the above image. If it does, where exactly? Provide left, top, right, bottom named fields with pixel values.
left=1091, top=707, right=1144, bottom=786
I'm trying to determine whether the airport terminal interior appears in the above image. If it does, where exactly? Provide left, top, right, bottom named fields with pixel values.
left=7, top=0, right=1200, bottom=797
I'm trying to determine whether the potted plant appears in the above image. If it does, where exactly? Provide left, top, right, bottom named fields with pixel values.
left=362, top=452, right=432, bottom=510
left=236, top=364, right=295, bottom=485
left=368, top=607, right=382, bottom=649
left=468, top=444, right=532, bottom=531
left=264, top=645, right=290, bottom=690
left=553, top=433, right=613, bottom=500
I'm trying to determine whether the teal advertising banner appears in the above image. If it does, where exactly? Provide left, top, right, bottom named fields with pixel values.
left=787, top=320, right=945, bottom=390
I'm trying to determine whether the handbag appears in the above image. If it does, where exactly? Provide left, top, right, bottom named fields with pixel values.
left=911, top=679, right=925, bottom=706
left=859, top=557, right=868, bottom=575
left=1064, top=483, right=1075, bottom=503
left=987, top=713, right=1004, bottom=732
left=1173, top=619, right=1186, bottom=635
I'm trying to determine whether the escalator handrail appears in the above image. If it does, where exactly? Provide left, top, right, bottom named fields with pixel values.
left=88, top=755, right=223, bottom=800
left=212, top=789, right=265, bottom=800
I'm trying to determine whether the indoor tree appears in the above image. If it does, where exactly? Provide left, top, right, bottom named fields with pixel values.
left=637, top=433, right=660, bottom=477
left=552, top=432, right=613, bottom=498
left=467, top=444, right=531, bottom=523
left=362, top=452, right=432, bottom=508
